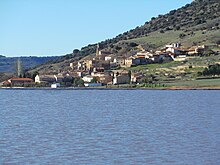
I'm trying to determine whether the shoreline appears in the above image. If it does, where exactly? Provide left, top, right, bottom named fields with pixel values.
left=1, top=86, right=220, bottom=90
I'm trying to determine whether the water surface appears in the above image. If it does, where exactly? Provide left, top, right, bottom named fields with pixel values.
left=0, top=89, right=220, bottom=164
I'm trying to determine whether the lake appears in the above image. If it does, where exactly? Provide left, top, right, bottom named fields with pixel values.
left=0, top=89, right=220, bottom=164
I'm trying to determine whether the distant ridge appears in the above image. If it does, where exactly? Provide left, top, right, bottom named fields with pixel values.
left=0, top=56, right=60, bottom=73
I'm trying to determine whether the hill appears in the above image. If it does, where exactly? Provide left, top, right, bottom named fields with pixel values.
left=28, top=0, right=220, bottom=74
left=0, top=56, right=60, bottom=73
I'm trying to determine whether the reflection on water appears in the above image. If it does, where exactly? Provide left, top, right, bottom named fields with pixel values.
left=0, top=90, right=220, bottom=164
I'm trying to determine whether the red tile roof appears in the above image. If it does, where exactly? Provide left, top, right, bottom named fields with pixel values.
left=3, top=81, right=10, bottom=85
left=10, top=78, right=33, bottom=81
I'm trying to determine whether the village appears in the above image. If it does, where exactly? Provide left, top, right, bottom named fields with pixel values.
left=1, top=43, right=214, bottom=88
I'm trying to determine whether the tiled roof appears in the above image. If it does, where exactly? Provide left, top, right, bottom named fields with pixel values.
left=10, top=78, right=33, bottom=81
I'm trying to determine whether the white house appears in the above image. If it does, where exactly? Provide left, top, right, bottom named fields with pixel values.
left=70, top=63, right=74, bottom=69
left=35, top=75, right=64, bottom=84
left=51, top=83, right=61, bottom=88
left=113, top=74, right=130, bottom=85
left=165, top=43, right=181, bottom=48
left=82, top=75, right=94, bottom=83
left=113, top=57, right=125, bottom=67
left=166, top=47, right=182, bottom=54
left=77, top=61, right=86, bottom=70
left=173, top=55, right=187, bottom=62
left=136, top=51, right=154, bottom=58
left=35, top=75, right=56, bottom=83
left=105, top=56, right=113, bottom=61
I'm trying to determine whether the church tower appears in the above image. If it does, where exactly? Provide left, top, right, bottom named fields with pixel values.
left=96, top=44, right=100, bottom=57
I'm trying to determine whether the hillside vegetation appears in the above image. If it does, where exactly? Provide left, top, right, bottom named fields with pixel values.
left=28, top=0, right=220, bottom=74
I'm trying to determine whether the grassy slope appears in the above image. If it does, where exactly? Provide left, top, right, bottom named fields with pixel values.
left=127, top=29, right=220, bottom=49
left=164, top=78, right=220, bottom=87
left=125, top=54, right=220, bottom=87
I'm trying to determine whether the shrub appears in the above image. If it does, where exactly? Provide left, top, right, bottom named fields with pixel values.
left=179, top=33, right=186, bottom=39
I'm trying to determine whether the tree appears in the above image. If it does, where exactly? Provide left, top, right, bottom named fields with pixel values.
left=179, top=33, right=186, bottom=39
left=91, top=77, right=97, bottom=83
left=216, top=40, right=220, bottom=45
left=203, top=68, right=209, bottom=76
left=165, top=27, right=172, bottom=31
left=73, top=78, right=85, bottom=87
left=129, top=42, right=138, bottom=47
left=175, top=26, right=181, bottom=31
left=160, top=30, right=165, bottom=33
left=32, top=71, right=39, bottom=80
left=128, top=70, right=131, bottom=84
left=73, top=49, right=80, bottom=54
left=63, top=76, right=74, bottom=86
left=151, top=17, right=156, bottom=21
left=202, top=49, right=214, bottom=56
left=15, top=58, right=23, bottom=77
left=201, top=64, right=220, bottom=76
left=22, top=70, right=31, bottom=78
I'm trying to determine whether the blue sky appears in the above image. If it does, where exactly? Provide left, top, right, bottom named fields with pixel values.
left=0, top=0, right=192, bottom=57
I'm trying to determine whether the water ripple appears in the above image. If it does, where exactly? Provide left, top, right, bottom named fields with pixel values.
left=0, top=90, right=220, bottom=164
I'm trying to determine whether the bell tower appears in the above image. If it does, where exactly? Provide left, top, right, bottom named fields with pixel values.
left=96, top=44, right=100, bottom=57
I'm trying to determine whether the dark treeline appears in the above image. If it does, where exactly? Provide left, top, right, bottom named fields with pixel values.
left=199, top=64, right=220, bottom=76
